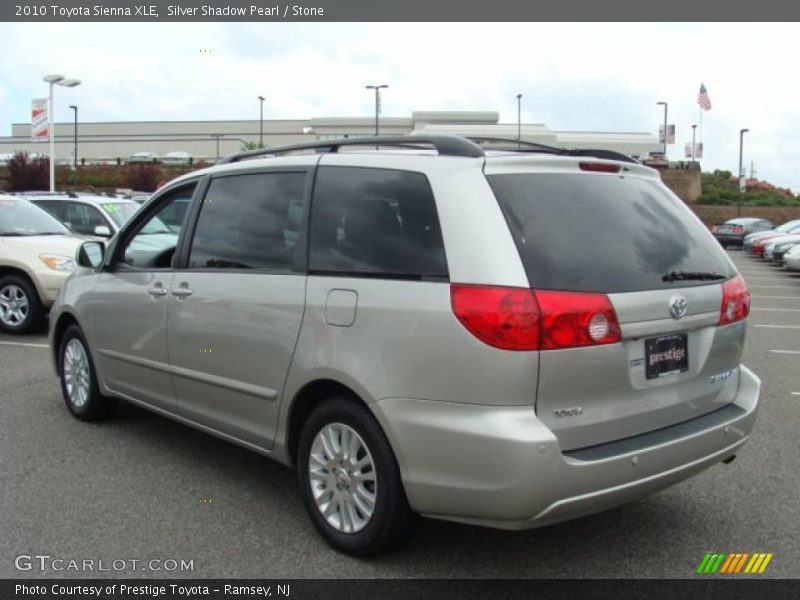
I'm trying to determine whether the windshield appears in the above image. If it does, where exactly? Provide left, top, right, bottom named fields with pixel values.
left=488, top=173, right=737, bottom=293
left=0, top=198, right=71, bottom=236
left=101, top=201, right=142, bottom=227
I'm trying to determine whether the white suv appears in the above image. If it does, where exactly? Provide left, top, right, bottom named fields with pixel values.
left=0, top=196, right=83, bottom=333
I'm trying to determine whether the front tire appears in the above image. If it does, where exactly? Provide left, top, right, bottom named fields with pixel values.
left=58, top=324, right=118, bottom=421
left=0, top=275, right=44, bottom=334
left=297, top=397, right=416, bottom=557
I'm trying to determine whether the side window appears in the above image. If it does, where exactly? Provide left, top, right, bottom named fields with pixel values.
left=65, top=203, right=109, bottom=235
left=120, top=185, right=195, bottom=269
left=187, top=172, right=305, bottom=270
left=309, top=167, right=448, bottom=279
left=33, top=201, right=67, bottom=224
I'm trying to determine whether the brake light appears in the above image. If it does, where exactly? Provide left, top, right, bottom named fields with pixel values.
left=536, top=290, right=621, bottom=349
left=450, top=285, right=540, bottom=350
left=450, top=285, right=621, bottom=351
left=719, top=275, right=750, bottom=326
left=579, top=162, right=621, bottom=173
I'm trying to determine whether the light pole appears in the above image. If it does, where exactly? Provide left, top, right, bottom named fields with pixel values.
left=213, top=133, right=226, bottom=161
left=516, top=94, right=522, bottom=148
left=691, top=124, right=697, bottom=161
left=656, top=101, right=668, bottom=157
left=69, top=105, right=78, bottom=172
left=258, top=95, right=265, bottom=148
left=365, top=84, right=388, bottom=136
left=43, top=74, right=81, bottom=192
left=738, top=128, right=749, bottom=217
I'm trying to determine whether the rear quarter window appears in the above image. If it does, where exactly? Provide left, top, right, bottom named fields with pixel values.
left=309, top=166, right=448, bottom=280
left=487, top=173, right=736, bottom=293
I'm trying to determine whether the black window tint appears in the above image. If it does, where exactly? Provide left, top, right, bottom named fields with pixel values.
left=65, top=203, right=109, bottom=235
left=188, top=172, right=305, bottom=270
left=33, top=200, right=67, bottom=223
left=309, top=167, right=447, bottom=279
left=488, top=173, right=736, bottom=293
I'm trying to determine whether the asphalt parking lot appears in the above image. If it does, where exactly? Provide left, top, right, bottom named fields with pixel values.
left=1, top=249, right=798, bottom=579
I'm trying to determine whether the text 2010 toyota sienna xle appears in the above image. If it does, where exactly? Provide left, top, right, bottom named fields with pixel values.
left=49, top=136, right=760, bottom=556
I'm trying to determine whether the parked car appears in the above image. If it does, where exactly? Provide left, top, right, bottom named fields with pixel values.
left=162, top=151, right=192, bottom=166
left=765, top=235, right=800, bottom=262
left=129, top=151, right=159, bottom=164
left=772, top=239, right=800, bottom=265
left=711, top=217, right=773, bottom=248
left=49, top=135, right=760, bottom=556
left=783, top=245, right=800, bottom=271
left=751, top=227, right=800, bottom=257
left=0, top=195, right=83, bottom=333
left=743, top=219, right=800, bottom=252
left=26, top=193, right=143, bottom=238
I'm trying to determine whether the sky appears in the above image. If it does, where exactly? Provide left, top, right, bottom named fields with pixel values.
left=0, top=22, right=798, bottom=191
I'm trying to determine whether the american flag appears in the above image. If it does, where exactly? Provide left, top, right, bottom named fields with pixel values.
left=697, top=83, right=712, bottom=111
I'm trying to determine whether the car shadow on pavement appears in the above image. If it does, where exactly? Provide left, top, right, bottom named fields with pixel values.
left=95, top=402, right=730, bottom=577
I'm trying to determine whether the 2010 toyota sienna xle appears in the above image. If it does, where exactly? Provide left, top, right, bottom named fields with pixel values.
left=49, top=136, right=760, bottom=556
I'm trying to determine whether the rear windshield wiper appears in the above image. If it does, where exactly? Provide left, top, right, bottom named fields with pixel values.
left=662, top=270, right=727, bottom=282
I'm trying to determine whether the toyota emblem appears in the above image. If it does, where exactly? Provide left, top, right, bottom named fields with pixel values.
left=669, top=295, right=688, bottom=319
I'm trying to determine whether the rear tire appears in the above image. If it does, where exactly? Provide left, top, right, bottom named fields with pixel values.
left=296, top=396, right=417, bottom=557
left=0, top=275, right=44, bottom=334
left=58, top=324, right=118, bottom=421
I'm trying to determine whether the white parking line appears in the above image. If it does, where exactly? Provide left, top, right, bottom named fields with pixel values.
left=751, top=308, right=800, bottom=312
left=754, top=325, right=800, bottom=329
left=751, top=295, right=800, bottom=299
left=792, top=392, right=800, bottom=396
left=0, top=341, right=49, bottom=349
left=769, top=350, right=800, bottom=355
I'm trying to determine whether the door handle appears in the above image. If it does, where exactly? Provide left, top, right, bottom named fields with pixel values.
left=171, top=287, right=194, bottom=298
left=147, top=287, right=168, bottom=297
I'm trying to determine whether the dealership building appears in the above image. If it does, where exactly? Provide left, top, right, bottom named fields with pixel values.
left=0, top=111, right=660, bottom=163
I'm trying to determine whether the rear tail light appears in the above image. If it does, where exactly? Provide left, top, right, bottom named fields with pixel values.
left=579, top=162, right=621, bottom=173
left=719, top=275, right=750, bottom=326
left=536, top=290, right=621, bottom=349
left=450, top=285, right=540, bottom=350
left=450, top=285, right=621, bottom=351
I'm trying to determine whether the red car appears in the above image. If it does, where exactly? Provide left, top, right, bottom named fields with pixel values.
left=752, top=232, right=800, bottom=257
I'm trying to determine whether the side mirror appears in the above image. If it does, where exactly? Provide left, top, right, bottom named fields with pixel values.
left=76, top=241, right=105, bottom=269
left=93, top=225, right=112, bottom=237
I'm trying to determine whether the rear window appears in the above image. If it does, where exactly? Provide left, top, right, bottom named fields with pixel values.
left=487, top=173, right=736, bottom=293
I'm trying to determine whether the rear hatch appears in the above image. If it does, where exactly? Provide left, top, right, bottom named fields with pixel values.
left=485, top=158, right=747, bottom=451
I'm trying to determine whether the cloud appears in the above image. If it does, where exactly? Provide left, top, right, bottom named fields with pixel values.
left=0, top=22, right=798, bottom=190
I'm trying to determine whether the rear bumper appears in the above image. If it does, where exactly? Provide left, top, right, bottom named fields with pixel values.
left=713, top=233, right=744, bottom=246
left=374, top=365, right=760, bottom=530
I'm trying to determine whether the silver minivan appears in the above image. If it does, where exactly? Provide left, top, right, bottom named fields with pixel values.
left=49, top=136, right=760, bottom=556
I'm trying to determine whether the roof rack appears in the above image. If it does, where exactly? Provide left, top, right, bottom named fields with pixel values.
left=467, top=136, right=640, bottom=164
left=218, top=134, right=639, bottom=166
left=218, top=135, right=486, bottom=164
left=11, top=191, right=80, bottom=198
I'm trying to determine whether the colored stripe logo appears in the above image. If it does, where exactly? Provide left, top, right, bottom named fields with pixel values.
left=696, top=552, right=773, bottom=574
